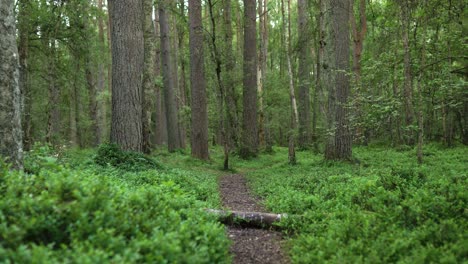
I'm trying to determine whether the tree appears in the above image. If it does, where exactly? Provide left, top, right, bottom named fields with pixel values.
left=159, top=0, right=182, bottom=152
left=108, top=0, right=144, bottom=152
left=189, top=0, right=209, bottom=160
left=0, top=0, right=23, bottom=169
left=240, top=0, right=258, bottom=159
left=297, top=0, right=312, bottom=149
left=143, top=0, right=156, bottom=153
left=323, top=0, right=352, bottom=161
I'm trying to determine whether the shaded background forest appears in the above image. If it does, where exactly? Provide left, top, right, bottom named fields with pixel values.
left=15, top=0, right=467, bottom=157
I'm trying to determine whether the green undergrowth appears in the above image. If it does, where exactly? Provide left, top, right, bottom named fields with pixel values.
left=0, top=144, right=230, bottom=263
left=239, top=144, right=467, bottom=263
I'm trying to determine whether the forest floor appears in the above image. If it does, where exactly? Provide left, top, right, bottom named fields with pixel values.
left=219, top=174, right=289, bottom=264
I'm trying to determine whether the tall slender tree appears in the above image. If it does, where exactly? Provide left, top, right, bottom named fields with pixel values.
left=159, top=0, right=182, bottom=152
left=324, top=0, right=352, bottom=160
left=109, top=0, right=144, bottom=152
left=297, top=0, right=312, bottom=149
left=0, top=0, right=23, bottom=169
left=143, top=0, right=156, bottom=153
left=240, top=0, right=258, bottom=159
left=189, top=0, right=209, bottom=160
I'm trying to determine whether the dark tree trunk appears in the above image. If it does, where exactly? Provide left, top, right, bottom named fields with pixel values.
left=18, top=0, right=31, bottom=151
left=240, top=0, right=258, bottom=159
left=159, top=1, right=182, bottom=152
left=401, top=0, right=415, bottom=145
left=297, top=0, right=312, bottom=150
left=152, top=12, right=168, bottom=147
left=189, top=0, right=209, bottom=160
left=109, top=0, right=144, bottom=152
left=0, top=0, right=23, bottom=169
left=45, top=40, right=61, bottom=146
left=223, top=0, right=240, bottom=150
left=324, top=0, right=352, bottom=161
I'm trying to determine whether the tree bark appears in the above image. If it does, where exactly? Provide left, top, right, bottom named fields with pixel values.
left=159, top=1, right=182, bottom=152
left=282, top=0, right=298, bottom=164
left=223, top=0, right=240, bottom=150
left=240, top=0, right=259, bottom=159
left=45, top=39, right=61, bottom=146
left=324, top=0, right=352, bottom=161
left=18, top=0, right=31, bottom=151
left=189, top=0, right=210, bottom=160
left=96, top=0, right=107, bottom=145
left=297, top=0, right=312, bottom=150
left=143, top=0, right=156, bottom=153
left=401, top=0, right=415, bottom=145
left=0, top=0, right=23, bottom=169
left=109, top=0, right=144, bottom=152
left=152, top=11, right=168, bottom=147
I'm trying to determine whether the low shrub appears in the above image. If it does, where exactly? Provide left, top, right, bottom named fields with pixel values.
left=94, top=143, right=161, bottom=171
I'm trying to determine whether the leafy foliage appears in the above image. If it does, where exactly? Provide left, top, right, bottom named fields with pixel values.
left=0, top=148, right=230, bottom=263
left=94, top=143, right=161, bottom=171
left=239, top=145, right=467, bottom=263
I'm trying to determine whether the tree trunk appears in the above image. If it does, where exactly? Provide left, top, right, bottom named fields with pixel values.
left=159, top=1, right=182, bottom=152
left=109, top=0, right=144, bottom=152
left=401, top=0, right=415, bottom=145
left=0, top=0, right=23, bottom=169
left=45, top=40, right=61, bottom=146
left=349, top=0, right=367, bottom=143
left=152, top=11, right=167, bottom=147
left=240, top=0, right=259, bottom=159
left=96, top=0, right=107, bottom=145
left=18, top=0, right=31, bottom=151
left=223, top=0, right=240, bottom=150
left=189, top=0, right=210, bottom=160
left=177, top=1, right=188, bottom=149
left=282, top=0, right=298, bottom=164
left=257, top=0, right=266, bottom=148
left=324, top=0, right=352, bottom=161
left=297, top=0, right=312, bottom=150
left=143, top=0, right=156, bottom=154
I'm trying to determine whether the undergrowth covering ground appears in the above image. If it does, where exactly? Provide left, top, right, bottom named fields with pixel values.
left=1, top=143, right=466, bottom=263
left=0, top=144, right=230, bottom=263
left=235, top=145, right=467, bottom=263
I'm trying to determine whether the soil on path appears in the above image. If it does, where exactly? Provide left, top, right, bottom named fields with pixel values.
left=219, top=174, right=289, bottom=264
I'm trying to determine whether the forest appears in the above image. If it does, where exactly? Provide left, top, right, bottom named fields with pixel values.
left=0, top=0, right=466, bottom=263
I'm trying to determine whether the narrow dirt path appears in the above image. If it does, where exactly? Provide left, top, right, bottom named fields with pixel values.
left=219, top=174, right=289, bottom=264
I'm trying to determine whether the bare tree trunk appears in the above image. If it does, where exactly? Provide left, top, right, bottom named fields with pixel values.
left=313, top=0, right=325, bottom=153
left=96, top=0, right=107, bottom=145
left=159, top=0, right=182, bottom=152
left=152, top=11, right=167, bottom=147
left=257, top=0, right=266, bottom=148
left=0, top=0, right=23, bottom=169
left=45, top=40, right=61, bottom=146
left=174, top=6, right=187, bottom=149
left=324, top=0, right=352, bottom=161
left=282, top=0, right=298, bottom=164
left=189, top=0, right=210, bottom=160
left=297, top=0, right=312, bottom=150
left=69, top=59, right=80, bottom=147
left=109, top=0, right=144, bottom=152
left=401, top=0, right=415, bottom=145
left=223, top=0, right=240, bottom=150
left=262, top=0, right=273, bottom=153
left=142, top=0, right=156, bottom=154
left=18, top=0, right=31, bottom=151
left=240, top=0, right=259, bottom=159
left=350, top=0, right=367, bottom=143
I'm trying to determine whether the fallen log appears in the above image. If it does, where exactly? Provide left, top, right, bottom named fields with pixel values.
left=205, top=209, right=288, bottom=228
